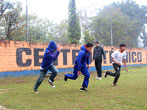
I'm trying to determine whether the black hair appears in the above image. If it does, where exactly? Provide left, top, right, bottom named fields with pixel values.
left=95, top=42, right=99, bottom=44
left=86, top=42, right=93, bottom=47
left=119, top=44, right=126, bottom=48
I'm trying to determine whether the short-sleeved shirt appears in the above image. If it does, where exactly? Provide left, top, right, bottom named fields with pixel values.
left=111, top=50, right=126, bottom=63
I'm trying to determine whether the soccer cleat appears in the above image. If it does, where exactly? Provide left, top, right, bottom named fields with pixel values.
left=113, top=83, right=117, bottom=86
left=80, top=88, right=88, bottom=92
left=64, top=75, right=68, bottom=81
left=64, top=73, right=68, bottom=81
left=34, top=88, right=39, bottom=94
left=48, top=79, right=55, bottom=88
left=104, top=70, right=108, bottom=78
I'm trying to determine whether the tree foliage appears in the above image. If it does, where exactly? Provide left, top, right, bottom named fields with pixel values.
left=83, top=30, right=95, bottom=44
left=81, top=0, right=147, bottom=47
left=68, top=0, right=81, bottom=44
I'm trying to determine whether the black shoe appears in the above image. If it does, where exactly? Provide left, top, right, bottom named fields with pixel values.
left=33, top=88, right=39, bottom=93
left=80, top=88, right=88, bottom=92
left=104, top=70, right=108, bottom=78
left=64, top=73, right=68, bottom=81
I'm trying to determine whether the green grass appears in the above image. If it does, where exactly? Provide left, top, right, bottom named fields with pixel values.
left=0, top=66, right=147, bottom=110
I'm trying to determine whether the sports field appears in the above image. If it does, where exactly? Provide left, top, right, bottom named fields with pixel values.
left=0, top=66, right=147, bottom=110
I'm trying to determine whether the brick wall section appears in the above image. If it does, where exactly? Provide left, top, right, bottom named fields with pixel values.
left=0, top=40, right=147, bottom=72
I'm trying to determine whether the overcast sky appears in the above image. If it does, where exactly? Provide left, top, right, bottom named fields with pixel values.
left=13, top=0, right=147, bottom=23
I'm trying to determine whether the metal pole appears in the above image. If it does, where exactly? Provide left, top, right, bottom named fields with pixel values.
left=110, top=9, right=113, bottom=47
left=26, top=0, right=28, bottom=41
left=111, top=21, right=113, bottom=46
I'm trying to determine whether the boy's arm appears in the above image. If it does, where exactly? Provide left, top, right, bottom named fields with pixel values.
left=46, top=51, right=60, bottom=61
left=101, top=47, right=106, bottom=60
left=47, top=45, right=61, bottom=61
left=93, top=48, right=95, bottom=60
left=111, top=58, right=121, bottom=66
left=51, top=51, right=60, bottom=60
left=76, top=51, right=84, bottom=71
left=86, top=55, right=90, bottom=70
left=86, top=55, right=90, bottom=65
left=123, top=52, right=128, bottom=72
left=123, top=59, right=128, bottom=71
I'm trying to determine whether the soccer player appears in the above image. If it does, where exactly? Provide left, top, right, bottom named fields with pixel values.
left=105, top=44, right=128, bottom=86
left=64, top=43, right=93, bottom=92
left=33, top=41, right=61, bottom=93
left=93, top=42, right=106, bottom=80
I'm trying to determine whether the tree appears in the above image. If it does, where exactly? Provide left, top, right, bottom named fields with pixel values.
left=27, top=15, right=70, bottom=43
left=141, top=26, right=147, bottom=47
left=78, top=8, right=96, bottom=33
left=111, top=0, right=147, bottom=47
left=68, top=0, right=81, bottom=44
left=90, top=7, right=133, bottom=47
left=0, top=1, right=71, bottom=43
left=0, top=0, right=13, bottom=38
left=142, top=33, right=147, bottom=48
left=57, top=20, right=70, bottom=44
left=89, top=0, right=147, bottom=47
left=0, top=0, right=13, bottom=20
left=83, top=30, right=95, bottom=44
left=4, top=2, right=22, bottom=40
left=27, top=15, right=54, bottom=42
left=12, top=14, right=26, bottom=41
left=0, top=1, right=24, bottom=40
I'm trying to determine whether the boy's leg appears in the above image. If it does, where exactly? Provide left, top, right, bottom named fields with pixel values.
left=106, top=71, right=116, bottom=77
left=95, top=59, right=99, bottom=77
left=34, top=69, right=48, bottom=90
left=81, top=66, right=90, bottom=88
left=106, top=64, right=119, bottom=77
left=48, top=65, right=59, bottom=82
left=113, top=64, right=121, bottom=84
left=97, top=60, right=102, bottom=78
left=65, top=65, right=78, bottom=80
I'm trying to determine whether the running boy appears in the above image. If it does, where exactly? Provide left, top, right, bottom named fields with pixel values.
left=33, top=41, right=61, bottom=93
left=64, top=43, right=93, bottom=92
left=105, top=44, right=128, bottom=86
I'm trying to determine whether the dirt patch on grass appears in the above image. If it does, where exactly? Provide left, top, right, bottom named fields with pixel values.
left=0, top=105, right=12, bottom=110
left=0, top=105, right=6, bottom=110
left=0, top=88, right=16, bottom=94
left=0, top=76, right=38, bottom=85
